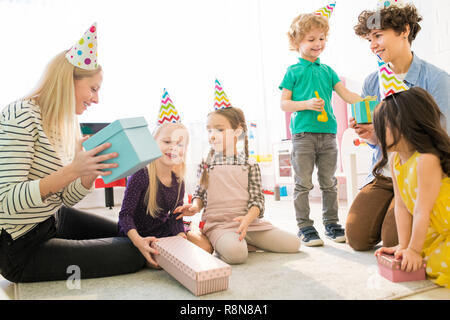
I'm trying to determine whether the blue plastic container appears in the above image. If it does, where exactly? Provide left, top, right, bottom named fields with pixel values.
left=280, top=186, right=288, bottom=197
left=82, top=117, right=162, bottom=184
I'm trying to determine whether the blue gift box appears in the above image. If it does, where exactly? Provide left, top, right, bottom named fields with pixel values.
left=351, top=97, right=379, bottom=124
left=82, top=117, right=162, bottom=184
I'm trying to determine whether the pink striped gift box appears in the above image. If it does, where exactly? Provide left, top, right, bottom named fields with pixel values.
left=151, top=236, right=232, bottom=296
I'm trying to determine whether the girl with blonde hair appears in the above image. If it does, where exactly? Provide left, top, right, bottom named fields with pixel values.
left=118, top=89, right=212, bottom=268
left=0, top=23, right=147, bottom=283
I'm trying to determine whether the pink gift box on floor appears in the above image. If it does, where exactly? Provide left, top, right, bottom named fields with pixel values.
left=151, top=236, right=232, bottom=296
left=377, top=254, right=426, bottom=282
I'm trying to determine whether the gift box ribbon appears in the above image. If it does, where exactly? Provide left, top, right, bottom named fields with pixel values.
left=354, top=96, right=377, bottom=123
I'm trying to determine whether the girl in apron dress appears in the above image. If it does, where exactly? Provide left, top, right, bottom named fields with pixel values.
left=175, top=98, right=300, bottom=264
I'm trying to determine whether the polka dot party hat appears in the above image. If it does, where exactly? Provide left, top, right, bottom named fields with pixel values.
left=65, top=23, right=98, bottom=70
left=314, top=2, right=336, bottom=19
left=158, top=88, right=181, bottom=125
left=214, top=79, right=232, bottom=110
left=377, top=0, right=407, bottom=10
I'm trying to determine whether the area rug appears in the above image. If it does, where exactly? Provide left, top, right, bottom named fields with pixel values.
left=14, top=195, right=438, bottom=300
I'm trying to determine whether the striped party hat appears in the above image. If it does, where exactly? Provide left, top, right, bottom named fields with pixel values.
left=214, top=79, right=232, bottom=110
left=66, top=23, right=98, bottom=70
left=157, top=89, right=181, bottom=125
left=377, top=54, right=409, bottom=100
left=314, top=2, right=336, bottom=19
left=377, top=0, right=407, bottom=10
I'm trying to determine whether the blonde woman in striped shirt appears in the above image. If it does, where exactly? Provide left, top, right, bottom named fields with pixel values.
left=0, top=25, right=146, bottom=283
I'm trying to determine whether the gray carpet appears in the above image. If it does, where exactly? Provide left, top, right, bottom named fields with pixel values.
left=14, top=194, right=437, bottom=300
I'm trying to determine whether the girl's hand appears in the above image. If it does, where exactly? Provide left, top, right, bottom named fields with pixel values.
left=70, top=136, right=119, bottom=180
left=398, top=248, right=423, bottom=272
left=134, top=236, right=160, bottom=269
left=174, top=204, right=200, bottom=220
left=176, top=232, right=187, bottom=239
left=234, top=216, right=252, bottom=241
left=374, top=244, right=402, bottom=257
left=306, top=98, right=325, bottom=112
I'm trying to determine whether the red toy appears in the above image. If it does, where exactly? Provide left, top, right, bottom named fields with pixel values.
left=377, top=254, right=426, bottom=282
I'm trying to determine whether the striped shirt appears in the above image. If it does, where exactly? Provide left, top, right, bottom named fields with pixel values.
left=0, top=99, right=91, bottom=240
left=192, top=152, right=265, bottom=217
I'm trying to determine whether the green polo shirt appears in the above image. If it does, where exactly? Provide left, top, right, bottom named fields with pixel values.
left=279, top=57, right=341, bottom=134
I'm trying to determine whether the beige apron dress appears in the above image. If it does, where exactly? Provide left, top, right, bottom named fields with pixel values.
left=201, top=164, right=274, bottom=247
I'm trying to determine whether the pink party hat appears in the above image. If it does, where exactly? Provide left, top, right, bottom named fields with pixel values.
left=214, top=79, right=232, bottom=110
left=314, top=2, right=336, bottom=19
left=377, top=54, right=409, bottom=100
left=66, top=23, right=98, bottom=70
left=158, top=89, right=181, bottom=125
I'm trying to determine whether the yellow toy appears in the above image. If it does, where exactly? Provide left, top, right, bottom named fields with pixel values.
left=315, top=91, right=328, bottom=122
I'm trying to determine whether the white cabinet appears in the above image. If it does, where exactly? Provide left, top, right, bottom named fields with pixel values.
left=272, top=140, right=294, bottom=185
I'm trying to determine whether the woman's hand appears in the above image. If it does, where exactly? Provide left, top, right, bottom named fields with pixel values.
left=174, top=204, right=200, bottom=220
left=306, top=98, right=325, bottom=112
left=349, top=118, right=377, bottom=144
left=70, top=136, right=119, bottom=182
left=134, top=235, right=160, bottom=269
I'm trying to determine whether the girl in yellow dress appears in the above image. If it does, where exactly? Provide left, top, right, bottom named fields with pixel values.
left=372, top=87, right=450, bottom=288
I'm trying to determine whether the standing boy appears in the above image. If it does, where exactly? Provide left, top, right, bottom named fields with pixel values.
left=279, top=7, right=362, bottom=246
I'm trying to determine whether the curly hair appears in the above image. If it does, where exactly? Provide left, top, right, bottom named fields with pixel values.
left=287, top=13, right=330, bottom=51
left=354, top=4, right=422, bottom=44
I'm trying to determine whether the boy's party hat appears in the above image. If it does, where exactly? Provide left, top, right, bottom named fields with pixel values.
left=377, top=0, right=407, bottom=10
left=66, top=23, right=98, bottom=70
left=377, top=54, right=409, bottom=100
left=158, top=89, right=181, bottom=125
left=214, top=79, right=232, bottom=110
left=314, top=2, right=336, bottom=19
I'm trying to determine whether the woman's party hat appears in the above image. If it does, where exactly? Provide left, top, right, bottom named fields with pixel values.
left=314, top=2, right=336, bottom=19
left=214, top=79, right=232, bottom=110
left=377, top=54, right=409, bottom=100
left=158, top=89, right=181, bottom=125
left=377, top=0, right=407, bottom=10
left=66, top=23, right=98, bottom=70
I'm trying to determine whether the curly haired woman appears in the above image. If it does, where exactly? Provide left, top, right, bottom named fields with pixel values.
left=345, top=3, right=450, bottom=251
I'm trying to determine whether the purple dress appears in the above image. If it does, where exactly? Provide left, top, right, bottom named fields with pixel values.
left=118, top=167, right=188, bottom=238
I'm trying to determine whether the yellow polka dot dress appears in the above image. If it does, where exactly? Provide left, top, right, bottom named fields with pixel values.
left=394, top=152, right=450, bottom=288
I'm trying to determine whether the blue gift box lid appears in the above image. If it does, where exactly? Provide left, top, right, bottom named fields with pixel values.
left=82, top=117, right=148, bottom=150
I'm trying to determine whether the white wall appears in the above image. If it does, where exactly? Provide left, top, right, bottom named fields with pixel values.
left=1, top=0, right=449, bottom=158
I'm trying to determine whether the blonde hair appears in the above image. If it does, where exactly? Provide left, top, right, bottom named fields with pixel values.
left=24, top=50, right=103, bottom=160
left=287, top=13, right=330, bottom=51
left=200, top=107, right=248, bottom=188
left=145, top=123, right=189, bottom=218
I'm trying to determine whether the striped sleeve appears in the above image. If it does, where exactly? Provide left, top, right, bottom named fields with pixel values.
left=0, top=104, right=46, bottom=215
left=61, top=177, right=92, bottom=207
